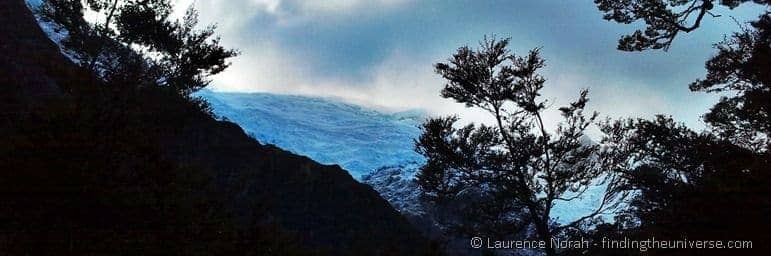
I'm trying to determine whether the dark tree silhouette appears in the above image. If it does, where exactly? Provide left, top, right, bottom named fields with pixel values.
left=415, top=37, right=625, bottom=256
left=691, top=15, right=771, bottom=151
left=595, top=0, right=769, bottom=51
left=565, top=116, right=771, bottom=256
left=38, top=0, right=237, bottom=94
left=579, top=2, right=771, bottom=255
left=595, top=0, right=770, bottom=163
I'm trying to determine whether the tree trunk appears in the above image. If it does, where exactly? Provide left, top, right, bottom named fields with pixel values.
left=534, top=217, right=556, bottom=256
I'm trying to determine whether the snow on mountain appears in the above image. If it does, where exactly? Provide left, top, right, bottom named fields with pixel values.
left=361, top=162, right=425, bottom=216
left=198, top=89, right=446, bottom=238
left=25, top=0, right=80, bottom=63
left=197, top=90, right=425, bottom=180
left=198, top=90, right=609, bottom=227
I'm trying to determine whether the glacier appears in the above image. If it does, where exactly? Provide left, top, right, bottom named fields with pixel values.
left=197, top=90, right=610, bottom=226
left=196, top=90, right=425, bottom=180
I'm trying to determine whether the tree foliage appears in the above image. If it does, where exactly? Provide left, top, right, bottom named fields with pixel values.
left=581, top=1, right=771, bottom=255
left=691, top=14, right=771, bottom=151
left=565, top=116, right=771, bottom=255
left=416, top=37, right=624, bottom=256
left=38, top=0, right=237, bottom=94
left=595, top=0, right=769, bottom=51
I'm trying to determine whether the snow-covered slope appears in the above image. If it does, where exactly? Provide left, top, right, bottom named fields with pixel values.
left=197, top=90, right=425, bottom=180
left=361, top=162, right=425, bottom=217
left=25, top=0, right=80, bottom=63
left=198, top=90, right=609, bottom=227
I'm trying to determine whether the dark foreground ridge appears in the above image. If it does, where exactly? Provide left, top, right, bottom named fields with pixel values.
left=0, top=0, right=432, bottom=255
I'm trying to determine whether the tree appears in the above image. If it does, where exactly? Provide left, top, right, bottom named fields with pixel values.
left=594, top=0, right=769, bottom=51
left=38, top=0, right=237, bottom=94
left=596, top=0, right=770, bottom=150
left=691, top=14, right=771, bottom=151
left=573, top=115, right=771, bottom=255
left=415, top=37, right=624, bottom=256
left=586, top=2, right=771, bottom=254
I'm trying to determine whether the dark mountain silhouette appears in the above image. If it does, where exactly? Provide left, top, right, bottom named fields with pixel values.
left=0, top=1, right=431, bottom=255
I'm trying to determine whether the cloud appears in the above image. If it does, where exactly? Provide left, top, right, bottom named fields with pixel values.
left=178, top=0, right=433, bottom=106
left=176, top=0, right=411, bottom=28
left=296, top=0, right=409, bottom=14
left=207, top=39, right=685, bottom=139
left=201, top=31, right=698, bottom=139
left=209, top=41, right=310, bottom=93
left=172, top=0, right=755, bottom=137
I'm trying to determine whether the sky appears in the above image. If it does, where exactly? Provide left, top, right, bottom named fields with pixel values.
left=175, top=0, right=765, bottom=135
